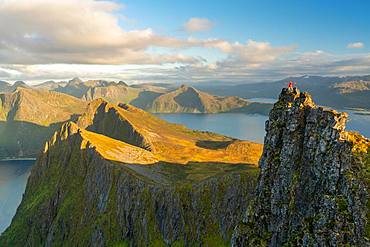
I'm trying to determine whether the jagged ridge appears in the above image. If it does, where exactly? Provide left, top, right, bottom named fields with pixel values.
left=74, top=99, right=263, bottom=165
left=0, top=99, right=262, bottom=246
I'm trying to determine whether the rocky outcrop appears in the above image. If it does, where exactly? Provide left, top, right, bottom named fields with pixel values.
left=232, top=88, right=370, bottom=246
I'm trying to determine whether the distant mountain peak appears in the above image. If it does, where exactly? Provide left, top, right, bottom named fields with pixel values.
left=68, top=77, right=83, bottom=86
left=176, top=84, right=199, bottom=94
left=0, top=80, right=9, bottom=86
left=117, top=81, right=128, bottom=86
left=13, top=81, right=27, bottom=87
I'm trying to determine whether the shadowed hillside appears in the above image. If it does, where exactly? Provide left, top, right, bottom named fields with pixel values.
left=0, top=81, right=29, bottom=93
left=0, top=88, right=87, bottom=158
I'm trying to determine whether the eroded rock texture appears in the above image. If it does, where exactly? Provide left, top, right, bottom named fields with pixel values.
left=232, top=88, right=369, bottom=247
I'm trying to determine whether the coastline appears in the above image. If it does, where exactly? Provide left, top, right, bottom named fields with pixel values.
left=0, top=158, right=36, bottom=161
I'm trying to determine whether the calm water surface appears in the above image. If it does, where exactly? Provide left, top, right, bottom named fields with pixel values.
left=157, top=113, right=269, bottom=143
left=0, top=160, right=33, bottom=234
left=156, top=109, right=370, bottom=142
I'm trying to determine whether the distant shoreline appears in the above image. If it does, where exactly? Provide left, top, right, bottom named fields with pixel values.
left=0, top=158, right=36, bottom=161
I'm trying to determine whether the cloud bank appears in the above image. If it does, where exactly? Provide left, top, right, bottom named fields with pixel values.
left=0, top=0, right=369, bottom=83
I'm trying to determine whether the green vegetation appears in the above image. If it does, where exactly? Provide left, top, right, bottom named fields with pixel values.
left=0, top=98, right=261, bottom=246
left=0, top=140, right=259, bottom=246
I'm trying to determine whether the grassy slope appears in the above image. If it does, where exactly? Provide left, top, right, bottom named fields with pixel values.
left=0, top=88, right=87, bottom=126
left=76, top=99, right=263, bottom=165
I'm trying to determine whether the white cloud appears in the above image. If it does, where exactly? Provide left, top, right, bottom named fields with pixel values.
left=0, top=1, right=369, bottom=83
left=223, top=39, right=295, bottom=65
left=347, top=42, right=364, bottom=49
left=184, top=18, right=213, bottom=32
left=0, top=0, right=203, bottom=65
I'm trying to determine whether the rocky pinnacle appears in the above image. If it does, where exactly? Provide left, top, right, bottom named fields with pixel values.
left=232, top=88, right=369, bottom=246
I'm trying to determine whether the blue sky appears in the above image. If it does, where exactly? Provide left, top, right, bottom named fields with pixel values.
left=120, top=0, right=369, bottom=53
left=0, top=0, right=369, bottom=83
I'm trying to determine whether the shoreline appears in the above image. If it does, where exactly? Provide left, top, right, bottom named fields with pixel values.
left=0, top=158, right=36, bottom=161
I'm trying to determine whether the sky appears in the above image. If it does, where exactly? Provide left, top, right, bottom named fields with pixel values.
left=0, top=0, right=369, bottom=84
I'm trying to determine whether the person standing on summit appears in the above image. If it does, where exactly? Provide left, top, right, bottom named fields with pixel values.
left=288, top=81, right=293, bottom=88
left=287, top=81, right=294, bottom=91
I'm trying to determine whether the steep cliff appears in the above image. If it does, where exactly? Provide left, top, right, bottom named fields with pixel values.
left=0, top=120, right=259, bottom=246
left=232, top=88, right=370, bottom=246
left=0, top=98, right=265, bottom=246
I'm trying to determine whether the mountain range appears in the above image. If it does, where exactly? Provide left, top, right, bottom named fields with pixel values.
left=0, top=84, right=269, bottom=159
left=1, top=88, right=368, bottom=246
left=195, top=75, right=370, bottom=110
left=2, top=74, right=369, bottom=112
left=1, top=77, right=273, bottom=115
left=0, top=80, right=29, bottom=93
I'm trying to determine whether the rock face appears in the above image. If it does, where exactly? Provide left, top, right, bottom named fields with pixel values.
left=232, top=88, right=370, bottom=246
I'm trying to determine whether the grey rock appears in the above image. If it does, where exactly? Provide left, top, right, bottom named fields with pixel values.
left=232, top=88, right=369, bottom=247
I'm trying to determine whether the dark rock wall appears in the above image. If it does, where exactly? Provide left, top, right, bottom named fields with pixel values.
left=232, top=88, right=369, bottom=246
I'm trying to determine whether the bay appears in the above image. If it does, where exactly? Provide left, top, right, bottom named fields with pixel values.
left=0, top=160, right=34, bottom=234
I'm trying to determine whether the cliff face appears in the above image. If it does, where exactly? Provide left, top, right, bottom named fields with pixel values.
left=232, top=88, right=370, bottom=246
left=0, top=121, right=258, bottom=246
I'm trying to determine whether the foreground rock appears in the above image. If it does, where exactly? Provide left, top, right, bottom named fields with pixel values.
left=232, top=88, right=370, bottom=246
